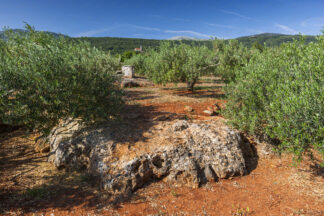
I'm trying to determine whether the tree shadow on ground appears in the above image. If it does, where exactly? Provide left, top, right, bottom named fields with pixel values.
left=123, top=89, right=159, bottom=101
left=0, top=171, right=103, bottom=214
left=308, top=161, right=324, bottom=177
left=162, top=86, right=226, bottom=100
left=0, top=130, right=100, bottom=214
left=240, top=134, right=259, bottom=175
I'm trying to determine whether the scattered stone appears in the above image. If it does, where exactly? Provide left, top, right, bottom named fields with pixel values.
left=121, top=80, right=140, bottom=88
left=184, top=106, right=193, bottom=112
left=121, top=78, right=153, bottom=88
left=205, top=104, right=221, bottom=116
left=203, top=109, right=215, bottom=116
left=35, top=136, right=50, bottom=153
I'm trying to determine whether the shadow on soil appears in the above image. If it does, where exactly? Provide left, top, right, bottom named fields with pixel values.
left=240, top=135, right=259, bottom=175
left=124, top=89, right=159, bottom=101
left=0, top=131, right=98, bottom=214
left=0, top=172, right=103, bottom=214
left=163, top=86, right=226, bottom=99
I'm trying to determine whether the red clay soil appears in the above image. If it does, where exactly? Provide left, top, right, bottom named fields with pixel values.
left=0, top=85, right=323, bottom=216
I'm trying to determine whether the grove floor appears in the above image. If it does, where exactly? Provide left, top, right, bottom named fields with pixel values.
left=0, top=77, right=323, bottom=216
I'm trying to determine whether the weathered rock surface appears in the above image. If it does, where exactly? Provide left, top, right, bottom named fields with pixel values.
left=48, top=119, right=251, bottom=198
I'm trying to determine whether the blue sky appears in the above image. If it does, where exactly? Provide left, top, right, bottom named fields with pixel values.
left=0, top=0, right=323, bottom=39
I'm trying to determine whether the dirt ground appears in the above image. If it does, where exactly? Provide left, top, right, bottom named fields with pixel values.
left=0, top=77, right=323, bottom=216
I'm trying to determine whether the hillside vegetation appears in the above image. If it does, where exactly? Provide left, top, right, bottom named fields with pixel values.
left=75, top=33, right=317, bottom=54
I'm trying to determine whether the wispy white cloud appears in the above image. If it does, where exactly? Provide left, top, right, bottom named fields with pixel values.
left=275, top=23, right=298, bottom=34
left=164, top=30, right=212, bottom=38
left=75, top=27, right=114, bottom=37
left=131, top=25, right=161, bottom=32
left=129, top=24, right=212, bottom=38
left=207, top=23, right=235, bottom=29
left=220, top=10, right=251, bottom=20
left=301, top=17, right=324, bottom=27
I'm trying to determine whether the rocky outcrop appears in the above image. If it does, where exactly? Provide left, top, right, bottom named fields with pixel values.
left=48, top=119, right=251, bottom=198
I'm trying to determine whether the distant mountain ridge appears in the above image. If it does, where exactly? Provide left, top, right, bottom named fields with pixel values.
left=236, top=33, right=317, bottom=47
left=0, top=29, right=318, bottom=54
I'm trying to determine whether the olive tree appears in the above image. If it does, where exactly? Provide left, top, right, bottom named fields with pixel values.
left=213, top=39, right=253, bottom=83
left=0, top=25, right=123, bottom=135
left=145, top=42, right=215, bottom=91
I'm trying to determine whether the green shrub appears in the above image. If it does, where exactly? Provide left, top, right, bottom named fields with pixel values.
left=0, top=25, right=124, bottom=135
left=144, top=42, right=216, bottom=91
left=213, top=39, right=253, bottom=83
left=224, top=36, right=324, bottom=162
left=121, top=50, right=136, bottom=62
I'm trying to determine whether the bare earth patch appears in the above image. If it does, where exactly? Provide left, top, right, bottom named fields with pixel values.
left=0, top=77, right=323, bottom=216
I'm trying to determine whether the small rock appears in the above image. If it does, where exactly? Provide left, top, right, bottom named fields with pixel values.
left=203, top=110, right=215, bottom=116
left=121, top=80, right=140, bottom=88
left=212, top=104, right=221, bottom=113
left=35, top=137, right=50, bottom=153
left=184, top=106, right=193, bottom=112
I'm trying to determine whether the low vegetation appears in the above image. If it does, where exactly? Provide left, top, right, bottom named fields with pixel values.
left=0, top=25, right=124, bottom=135
left=126, top=42, right=216, bottom=91
left=223, top=35, right=324, bottom=162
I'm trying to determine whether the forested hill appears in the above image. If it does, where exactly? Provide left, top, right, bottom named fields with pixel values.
left=75, top=33, right=317, bottom=54
left=236, top=33, right=317, bottom=47
left=75, top=37, right=213, bottom=54
left=0, top=29, right=318, bottom=54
